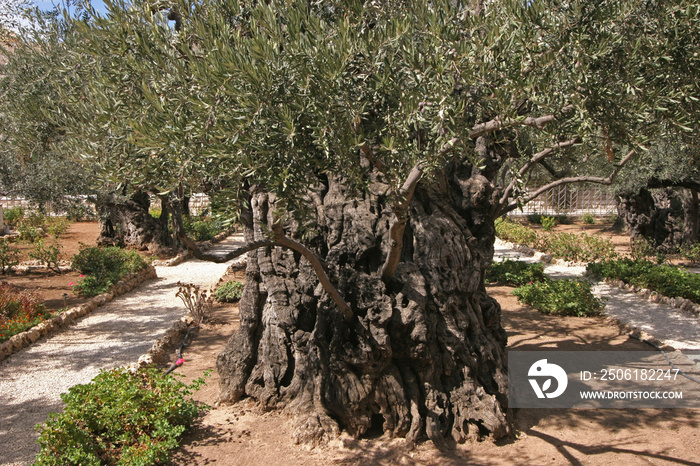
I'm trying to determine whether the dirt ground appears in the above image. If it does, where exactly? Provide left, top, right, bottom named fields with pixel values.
left=1, top=221, right=100, bottom=310
left=7, top=220, right=700, bottom=464
left=169, top=279, right=700, bottom=465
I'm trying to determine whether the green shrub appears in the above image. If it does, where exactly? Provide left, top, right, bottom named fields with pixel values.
left=214, top=280, right=245, bottom=303
left=3, top=206, right=24, bottom=227
left=485, top=260, right=547, bottom=286
left=29, top=240, right=64, bottom=273
left=535, top=232, right=617, bottom=263
left=71, top=246, right=147, bottom=297
left=182, top=215, right=224, bottom=242
left=680, top=243, right=700, bottom=264
left=45, top=217, right=71, bottom=239
left=582, top=213, right=595, bottom=225
left=35, top=367, right=208, bottom=466
left=587, top=259, right=700, bottom=304
left=540, top=216, right=556, bottom=231
left=0, top=282, right=49, bottom=342
left=512, top=279, right=605, bottom=317
left=555, top=214, right=572, bottom=225
left=494, top=218, right=537, bottom=246
left=630, top=238, right=663, bottom=263
left=526, top=213, right=543, bottom=224
left=0, top=239, right=19, bottom=274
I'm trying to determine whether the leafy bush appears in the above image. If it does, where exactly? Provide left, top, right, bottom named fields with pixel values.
left=540, top=216, right=556, bottom=231
left=72, top=246, right=147, bottom=297
left=485, top=260, right=547, bottom=286
left=582, top=213, right=595, bottom=224
left=494, top=218, right=537, bottom=245
left=182, top=215, right=224, bottom=242
left=555, top=214, right=572, bottom=225
left=630, top=238, right=666, bottom=264
left=680, top=243, right=700, bottom=264
left=587, top=259, right=700, bottom=304
left=214, top=280, right=245, bottom=303
left=0, top=238, right=19, bottom=274
left=3, top=206, right=24, bottom=227
left=45, top=217, right=71, bottom=239
left=29, top=240, right=64, bottom=273
left=35, top=367, right=208, bottom=466
left=526, top=213, right=543, bottom=224
left=512, top=279, right=605, bottom=317
left=0, top=282, right=50, bottom=342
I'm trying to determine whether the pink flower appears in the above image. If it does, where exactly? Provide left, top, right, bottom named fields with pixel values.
left=79, top=274, right=84, bottom=278
left=176, top=358, right=185, bottom=365
left=69, top=282, right=74, bottom=286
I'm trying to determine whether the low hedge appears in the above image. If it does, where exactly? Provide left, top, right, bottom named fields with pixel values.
left=587, top=259, right=700, bottom=304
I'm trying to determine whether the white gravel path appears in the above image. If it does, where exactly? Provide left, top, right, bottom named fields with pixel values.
left=0, top=234, right=245, bottom=466
left=494, top=239, right=700, bottom=351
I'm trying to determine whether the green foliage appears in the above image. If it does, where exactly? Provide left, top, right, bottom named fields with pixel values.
left=29, top=239, right=63, bottom=273
left=45, top=217, right=71, bottom=239
left=587, top=259, right=700, bottom=304
left=485, top=260, right=547, bottom=286
left=0, top=238, right=19, bottom=274
left=582, top=213, right=595, bottom=225
left=536, top=232, right=618, bottom=263
left=496, top=218, right=618, bottom=262
left=214, top=280, right=245, bottom=303
left=512, top=279, right=605, bottom=317
left=2, top=207, right=24, bottom=227
left=526, top=214, right=543, bottom=224
left=540, top=216, right=556, bottom=231
left=495, top=218, right=538, bottom=245
left=680, top=243, right=700, bottom=264
left=0, top=282, right=49, bottom=342
left=34, top=367, right=208, bottom=466
left=17, top=212, right=47, bottom=243
left=71, top=246, right=147, bottom=297
left=182, top=215, right=224, bottom=242
left=630, top=237, right=666, bottom=263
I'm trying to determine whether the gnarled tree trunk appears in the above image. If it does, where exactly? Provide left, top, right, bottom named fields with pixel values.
left=620, top=187, right=700, bottom=252
left=96, top=190, right=171, bottom=253
left=217, top=160, right=510, bottom=446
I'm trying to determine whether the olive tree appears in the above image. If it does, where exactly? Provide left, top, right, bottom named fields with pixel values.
left=32, top=0, right=700, bottom=445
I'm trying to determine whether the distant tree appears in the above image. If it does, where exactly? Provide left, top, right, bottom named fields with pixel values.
left=12, top=0, right=700, bottom=446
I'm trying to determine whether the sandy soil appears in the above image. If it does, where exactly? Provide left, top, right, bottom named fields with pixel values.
left=168, top=284, right=700, bottom=465
left=1, top=222, right=100, bottom=310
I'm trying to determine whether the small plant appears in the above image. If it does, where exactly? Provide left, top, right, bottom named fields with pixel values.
left=176, top=282, right=212, bottom=325
left=582, top=213, right=595, bottom=225
left=512, top=279, right=605, bottom=317
left=34, top=367, right=208, bottom=466
left=3, top=206, right=24, bottom=227
left=485, top=260, right=547, bottom=286
left=680, top=243, right=700, bottom=264
left=72, top=246, right=148, bottom=297
left=0, top=238, right=19, bottom=274
left=45, top=217, right=71, bottom=239
left=540, top=216, right=556, bottom=231
left=214, top=280, right=245, bottom=303
left=0, top=282, right=50, bottom=342
left=587, top=258, right=700, bottom=304
left=555, top=214, right=572, bottom=225
left=29, top=240, right=64, bottom=273
left=494, top=218, right=537, bottom=246
left=182, top=215, right=224, bottom=242
left=526, top=213, right=543, bottom=225
left=630, top=237, right=666, bottom=264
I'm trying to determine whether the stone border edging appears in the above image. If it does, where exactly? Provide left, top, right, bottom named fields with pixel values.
left=602, top=277, right=700, bottom=318
left=131, top=315, right=195, bottom=370
left=0, top=265, right=158, bottom=362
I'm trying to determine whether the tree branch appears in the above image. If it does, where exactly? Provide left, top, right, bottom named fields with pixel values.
left=499, top=137, right=581, bottom=206
left=469, top=105, right=574, bottom=139
left=499, top=149, right=636, bottom=215
left=178, top=228, right=355, bottom=323
left=381, top=163, right=424, bottom=283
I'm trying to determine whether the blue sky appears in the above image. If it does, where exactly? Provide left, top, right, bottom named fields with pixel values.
left=31, top=0, right=110, bottom=16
